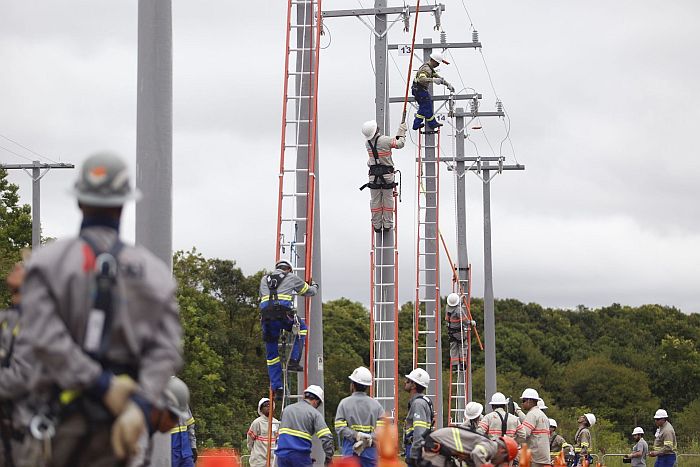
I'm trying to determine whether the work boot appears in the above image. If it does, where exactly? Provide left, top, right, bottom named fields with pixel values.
left=413, top=122, right=425, bottom=130
left=275, top=387, right=284, bottom=402
left=287, top=360, right=304, bottom=372
left=383, top=226, right=393, bottom=232
left=373, top=226, right=382, bottom=233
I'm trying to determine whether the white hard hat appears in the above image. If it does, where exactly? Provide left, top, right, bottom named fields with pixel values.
left=349, top=366, right=373, bottom=386
left=163, top=376, right=190, bottom=419
left=304, top=385, right=325, bottom=404
left=464, top=401, right=484, bottom=420
left=520, top=388, right=541, bottom=401
left=362, top=120, right=379, bottom=139
left=584, top=413, right=596, bottom=427
left=538, top=399, right=548, bottom=410
left=489, top=392, right=508, bottom=406
left=654, top=409, right=669, bottom=419
left=632, top=427, right=644, bottom=435
left=549, top=418, right=558, bottom=428
left=446, top=293, right=460, bottom=307
left=258, top=397, right=271, bottom=416
left=429, top=51, right=450, bottom=65
left=405, top=368, right=430, bottom=388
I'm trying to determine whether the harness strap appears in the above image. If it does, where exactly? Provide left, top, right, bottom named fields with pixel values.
left=360, top=136, right=397, bottom=191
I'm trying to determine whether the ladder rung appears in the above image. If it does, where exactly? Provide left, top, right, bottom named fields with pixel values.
left=373, top=320, right=395, bottom=324
left=421, top=190, right=438, bottom=194
left=373, top=245, right=394, bottom=249
left=281, top=217, right=307, bottom=221
left=374, top=397, right=394, bottom=400
left=283, top=168, right=309, bottom=172
left=419, top=237, right=437, bottom=241
left=373, top=283, right=394, bottom=286
left=289, top=48, right=313, bottom=51
left=282, top=193, right=308, bottom=197
left=374, top=339, right=394, bottom=343
left=287, top=96, right=313, bottom=99
left=280, top=242, right=306, bottom=247
left=375, top=264, right=395, bottom=268
left=285, top=144, right=310, bottom=147
left=374, top=301, right=394, bottom=305
left=288, top=71, right=316, bottom=75
left=374, top=376, right=395, bottom=379
left=286, top=119, right=312, bottom=123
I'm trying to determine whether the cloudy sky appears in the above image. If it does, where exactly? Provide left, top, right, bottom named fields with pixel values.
left=1, top=1, right=699, bottom=313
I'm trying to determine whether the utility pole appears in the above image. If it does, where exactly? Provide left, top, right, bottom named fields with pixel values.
left=1, top=161, right=74, bottom=248
left=136, top=0, right=173, bottom=269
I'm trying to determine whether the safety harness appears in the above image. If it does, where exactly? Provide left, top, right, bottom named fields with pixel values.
left=261, top=272, right=293, bottom=322
left=359, top=136, right=397, bottom=191
left=405, top=394, right=435, bottom=448
left=496, top=411, right=510, bottom=437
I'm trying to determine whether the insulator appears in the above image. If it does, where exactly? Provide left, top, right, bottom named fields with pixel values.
left=472, top=29, right=479, bottom=43
left=496, top=100, right=503, bottom=113
left=402, top=7, right=410, bottom=32
left=433, top=6, right=442, bottom=31
left=440, top=30, right=447, bottom=45
left=470, top=98, right=479, bottom=114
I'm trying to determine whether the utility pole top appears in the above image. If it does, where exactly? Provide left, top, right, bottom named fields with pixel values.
left=1, top=162, right=75, bottom=170
left=388, top=41, right=481, bottom=50
left=322, top=4, right=444, bottom=18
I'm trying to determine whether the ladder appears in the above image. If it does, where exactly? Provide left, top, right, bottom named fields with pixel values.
left=275, top=0, right=322, bottom=393
left=413, top=129, right=442, bottom=426
left=447, top=267, right=472, bottom=425
left=369, top=193, right=400, bottom=421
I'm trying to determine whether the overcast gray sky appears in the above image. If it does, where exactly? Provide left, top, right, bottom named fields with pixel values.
left=1, top=1, right=699, bottom=312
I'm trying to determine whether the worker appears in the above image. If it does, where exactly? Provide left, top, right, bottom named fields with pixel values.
left=548, top=419, right=572, bottom=460
left=17, top=152, right=183, bottom=466
left=259, top=260, right=318, bottom=400
left=0, top=256, right=34, bottom=467
left=514, top=388, right=550, bottom=467
left=359, top=120, right=407, bottom=232
left=462, top=402, right=484, bottom=432
left=444, top=293, right=470, bottom=370
left=411, top=51, right=454, bottom=132
left=477, top=392, right=519, bottom=439
left=649, top=409, right=676, bottom=467
left=404, top=368, right=433, bottom=466
left=247, top=398, right=280, bottom=467
left=573, top=413, right=595, bottom=467
left=169, top=377, right=197, bottom=467
left=276, top=385, right=334, bottom=466
left=538, top=400, right=549, bottom=412
left=419, top=428, right=519, bottom=467
left=335, top=366, right=385, bottom=467
left=625, top=427, right=648, bottom=467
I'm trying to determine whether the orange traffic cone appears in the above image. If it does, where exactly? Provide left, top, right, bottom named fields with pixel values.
left=196, top=448, right=241, bottom=467
left=519, top=444, right=532, bottom=467
left=553, top=450, right=567, bottom=467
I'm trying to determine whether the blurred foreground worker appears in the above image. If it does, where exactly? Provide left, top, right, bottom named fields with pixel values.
left=573, top=413, right=595, bottom=467
left=259, top=260, right=318, bottom=400
left=0, top=256, right=35, bottom=467
left=625, top=427, right=648, bottom=467
left=649, top=409, right=676, bottom=467
left=247, top=398, right=279, bottom=467
left=548, top=419, right=572, bottom=459
left=419, top=428, right=518, bottom=467
left=411, top=51, right=454, bottom=131
left=404, top=368, right=433, bottom=466
left=17, top=152, right=183, bottom=466
left=478, top=392, right=519, bottom=439
left=359, top=120, right=406, bottom=232
left=461, top=402, right=484, bottom=432
left=514, top=388, right=550, bottom=467
left=335, top=367, right=385, bottom=467
left=444, top=293, right=470, bottom=370
left=169, top=377, right=197, bottom=467
left=276, top=385, right=333, bottom=466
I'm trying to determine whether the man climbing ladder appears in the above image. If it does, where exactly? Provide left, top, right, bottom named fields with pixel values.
left=412, top=51, right=454, bottom=131
left=360, top=120, right=407, bottom=232
left=259, top=260, right=319, bottom=401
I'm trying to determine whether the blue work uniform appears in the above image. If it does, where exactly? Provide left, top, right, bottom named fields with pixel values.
left=276, top=399, right=334, bottom=466
left=412, top=62, right=442, bottom=130
left=171, top=407, right=196, bottom=467
left=259, top=269, right=317, bottom=390
left=335, top=391, right=386, bottom=467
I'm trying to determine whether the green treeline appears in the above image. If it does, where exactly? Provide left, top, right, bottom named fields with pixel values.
left=174, top=250, right=700, bottom=454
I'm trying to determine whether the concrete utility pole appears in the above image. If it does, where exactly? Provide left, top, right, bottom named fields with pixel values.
left=136, top=0, right=173, bottom=269
left=1, top=161, right=74, bottom=248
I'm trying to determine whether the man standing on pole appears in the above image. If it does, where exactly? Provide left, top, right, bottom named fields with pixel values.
left=411, top=52, right=454, bottom=131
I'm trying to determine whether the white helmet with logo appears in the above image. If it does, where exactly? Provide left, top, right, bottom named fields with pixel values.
left=520, top=388, right=541, bottom=401
left=362, top=120, right=379, bottom=139
left=654, top=409, right=669, bottom=419
left=632, top=427, right=644, bottom=435
left=538, top=399, right=548, bottom=410
left=489, top=392, right=508, bottom=406
left=304, top=385, right=325, bottom=404
left=464, top=401, right=484, bottom=420
left=429, top=51, right=450, bottom=65
left=549, top=418, right=558, bottom=428
left=446, top=293, right=460, bottom=307
left=349, top=366, right=373, bottom=386
left=584, top=413, right=596, bottom=427
left=257, top=398, right=271, bottom=416
left=405, top=368, right=430, bottom=388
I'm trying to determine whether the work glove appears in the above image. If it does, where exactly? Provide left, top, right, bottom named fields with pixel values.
left=111, top=401, right=146, bottom=460
left=397, top=122, right=408, bottom=138
left=103, top=374, right=138, bottom=416
left=447, top=84, right=455, bottom=93
left=432, top=77, right=444, bottom=85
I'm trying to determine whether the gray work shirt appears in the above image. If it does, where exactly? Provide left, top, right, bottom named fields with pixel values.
left=632, top=438, right=648, bottom=467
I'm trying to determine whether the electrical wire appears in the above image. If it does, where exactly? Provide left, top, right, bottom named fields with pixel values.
left=0, top=144, right=35, bottom=163
left=0, top=133, right=60, bottom=164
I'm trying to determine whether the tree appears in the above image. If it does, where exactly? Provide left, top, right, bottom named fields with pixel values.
left=0, top=168, right=31, bottom=307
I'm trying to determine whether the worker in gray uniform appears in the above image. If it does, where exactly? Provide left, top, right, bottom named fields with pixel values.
left=275, top=385, right=334, bottom=466
left=419, top=427, right=518, bottom=467
left=359, top=120, right=407, bottom=232
left=573, top=413, right=596, bottom=466
left=0, top=257, right=35, bottom=467
left=259, top=260, right=318, bottom=400
left=335, top=366, right=385, bottom=467
left=626, top=427, right=648, bottom=467
left=477, top=392, right=519, bottom=439
left=404, top=368, right=433, bottom=466
left=514, top=388, right=550, bottom=467
left=17, top=152, right=183, bottom=466
left=444, top=293, right=470, bottom=370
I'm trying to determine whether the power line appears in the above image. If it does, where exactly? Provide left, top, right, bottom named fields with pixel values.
left=0, top=144, right=35, bottom=163
left=0, top=132, right=60, bottom=165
